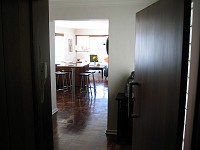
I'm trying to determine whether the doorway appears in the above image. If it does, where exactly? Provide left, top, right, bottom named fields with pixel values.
left=50, top=20, right=110, bottom=149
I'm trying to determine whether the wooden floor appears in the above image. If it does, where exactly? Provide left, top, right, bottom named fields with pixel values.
left=52, top=72, right=132, bottom=150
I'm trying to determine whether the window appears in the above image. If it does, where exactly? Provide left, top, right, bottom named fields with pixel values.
left=76, top=35, right=109, bottom=63
left=55, top=33, right=65, bottom=64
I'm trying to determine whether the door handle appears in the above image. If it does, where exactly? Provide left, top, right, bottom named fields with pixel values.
left=128, top=81, right=139, bottom=118
left=129, top=81, right=140, bottom=119
left=131, top=114, right=140, bottom=118
left=130, top=81, right=139, bottom=86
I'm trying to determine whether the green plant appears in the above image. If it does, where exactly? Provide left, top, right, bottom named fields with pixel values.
left=92, top=56, right=98, bottom=62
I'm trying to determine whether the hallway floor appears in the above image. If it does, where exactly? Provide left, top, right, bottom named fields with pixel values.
left=52, top=73, right=132, bottom=150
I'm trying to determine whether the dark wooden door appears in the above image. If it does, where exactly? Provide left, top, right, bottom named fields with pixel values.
left=0, top=2, right=10, bottom=149
left=132, top=0, right=191, bottom=149
left=31, top=0, right=54, bottom=150
left=191, top=38, right=200, bottom=149
left=192, top=56, right=200, bottom=150
left=0, top=0, right=37, bottom=149
left=0, top=0, right=53, bottom=149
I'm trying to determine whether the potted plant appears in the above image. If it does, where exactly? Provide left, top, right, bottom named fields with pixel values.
left=92, top=56, right=98, bottom=66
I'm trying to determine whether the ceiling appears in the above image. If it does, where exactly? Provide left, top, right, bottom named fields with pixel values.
left=55, top=20, right=109, bottom=29
left=52, top=0, right=157, bottom=29
left=49, top=0, right=157, bottom=7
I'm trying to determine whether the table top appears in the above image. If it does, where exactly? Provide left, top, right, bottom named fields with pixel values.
left=57, top=62, right=89, bottom=68
left=89, top=65, right=107, bottom=69
left=55, top=71, right=67, bottom=75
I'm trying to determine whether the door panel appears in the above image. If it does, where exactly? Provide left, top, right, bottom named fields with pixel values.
left=191, top=34, right=200, bottom=149
left=192, top=56, right=200, bottom=149
left=0, top=0, right=53, bottom=149
left=31, top=0, right=53, bottom=149
left=1, top=1, right=36, bottom=149
left=133, top=0, right=191, bottom=149
left=0, top=1, right=10, bottom=149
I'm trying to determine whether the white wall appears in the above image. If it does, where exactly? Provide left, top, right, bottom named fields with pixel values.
left=49, top=21, right=58, bottom=114
left=55, top=27, right=76, bottom=63
left=49, top=3, right=155, bottom=133
left=75, top=29, right=108, bottom=35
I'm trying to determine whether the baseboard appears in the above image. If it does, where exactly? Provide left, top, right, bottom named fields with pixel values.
left=52, top=108, right=58, bottom=115
left=105, top=129, right=117, bottom=135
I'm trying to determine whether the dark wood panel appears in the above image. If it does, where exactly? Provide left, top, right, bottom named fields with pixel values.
left=1, top=0, right=53, bottom=149
left=192, top=41, right=200, bottom=149
left=2, top=5, right=23, bottom=148
left=133, top=0, right=190, bottom=149
left=1, top=0, right=36, bottom=149
left=0, top=1, right=10, bottom=149
left=2, top=0, right=36, bottom=149
left=18, top=1, right=37, bottom=149
left=31, top=0, right=54, bottom=149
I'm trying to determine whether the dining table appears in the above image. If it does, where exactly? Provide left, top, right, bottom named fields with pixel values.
left=56, top=62, right=90, bottom=101
left=56, top=62, right=90, bottom=87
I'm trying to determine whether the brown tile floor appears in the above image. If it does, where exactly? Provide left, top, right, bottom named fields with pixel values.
left=52, top=72, right=132, bottom=150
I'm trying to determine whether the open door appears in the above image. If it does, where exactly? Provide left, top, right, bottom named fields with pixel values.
left=132, top=0, right=191, bottom=149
